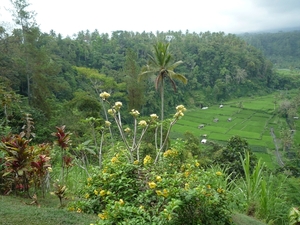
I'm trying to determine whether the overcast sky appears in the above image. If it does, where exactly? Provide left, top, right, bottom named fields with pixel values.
left=1, top=0, right=300, bottom=37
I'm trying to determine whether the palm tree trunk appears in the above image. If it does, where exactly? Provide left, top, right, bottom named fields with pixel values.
left=160, top=78, right=164, bottom=150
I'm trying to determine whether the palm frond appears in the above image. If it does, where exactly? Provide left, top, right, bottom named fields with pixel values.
left=148, top=54, right=158, bottom=67
left=154, top=42, right=171, bottom=67
left=168, top=60, right=183, bottom=70
left=168, top=72, right=188, bottom=85
left=164, top=54, right=172, bottom=67
left=166, top=75, right=177, bottom=92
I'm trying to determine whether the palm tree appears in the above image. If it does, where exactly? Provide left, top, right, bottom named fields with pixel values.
left=138, top=42, right=187, bottom=149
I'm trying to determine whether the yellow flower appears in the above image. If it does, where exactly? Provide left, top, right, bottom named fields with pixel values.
left=174, top=111, right=184, bottom=118
left=100, top=190, right=106, bottom=196
left=185, top=183, right=190, bottom=190
left=133, top=160, right=139, bottom=165
left=87, top=177, right=92, bottom=182
left=119, top=199, right=124, bottom=205
left=143, top=155, right=152, bottom=165
left=207, top=184, right=211, bottom=189
left=156, top=176, right=162, bottom=182
left=163, top=150, right=170, bottom=157
left=108, top=108, right=116, bottom=116
left=195, top=161, right=200, bottom=167
left=77, top=208, right=82, bottom=213
left=184, top=171, right=190, bottom=177
left=47, top=167, right=52, bottom=172
left=138, top=120, right=147, bottom=127
left=162, top=189, right=169, bottom=197
left=150, top=113, right=159, bottom=120
left=94, top=190, right=98, bottom=195
left=130, top=109, right=140, bottom=117
left=124, top=127, right=131, bottom=133
left=216, top=171, right=222, bottom=176
left=156, top=190, right=162, bottom=196
left=217, top=188, right=224, bottom=194
left=105, top=121, right=111, bottom=127
left=99, top=91, right=110, bottom=100
left=98, top=212, right=108, bottom=220
left=163, top=149, right=178, bottom=158
left=114, top=101, right=122, bottom=110
left=85, top=193, right=89, bottom=199
left=176, top=105, right=186, bottom=112
left=174, top=105, right=186, bottom=118
left=148, top=182, right=157, bottom=189
left=111, top=156, right=119, bottom=163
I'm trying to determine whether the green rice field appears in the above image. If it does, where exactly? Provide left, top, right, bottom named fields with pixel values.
left=171, top=91, right=299, bottom=167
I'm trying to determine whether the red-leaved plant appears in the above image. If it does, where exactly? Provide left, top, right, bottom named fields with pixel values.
left=52, top=125, right=71, bottom=184
left=0, top=133, right=33, bottom=196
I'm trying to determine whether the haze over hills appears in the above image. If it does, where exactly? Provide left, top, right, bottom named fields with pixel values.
left=237, top=26, right=300, bottom=34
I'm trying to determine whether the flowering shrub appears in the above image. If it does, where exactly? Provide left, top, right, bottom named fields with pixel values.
left=98, top=91, right=186, bottom=164
left=67, top=92, right=232, bottom=224
left=69, top=151, right=233, bottom=225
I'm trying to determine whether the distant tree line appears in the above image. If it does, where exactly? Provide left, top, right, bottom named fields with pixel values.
left=1, top=0, right=299, bottom=142
left=239, top=31, right=300, bottom=69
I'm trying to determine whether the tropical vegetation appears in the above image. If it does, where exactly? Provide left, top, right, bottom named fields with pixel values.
left=1, top=0, right=300, bottom=224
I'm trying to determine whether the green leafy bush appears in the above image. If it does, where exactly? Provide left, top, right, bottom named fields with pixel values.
left=69, top=150, right=233, bottom=225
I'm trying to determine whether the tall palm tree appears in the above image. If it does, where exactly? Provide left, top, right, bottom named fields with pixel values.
left=139, top=42, right=187, bottom=149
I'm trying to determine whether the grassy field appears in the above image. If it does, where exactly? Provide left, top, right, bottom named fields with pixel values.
left=172, top=91, right=299, bottom=167
left=0, top=194, right=98, bottom=225
left=0, top=195, right=266, bottom=225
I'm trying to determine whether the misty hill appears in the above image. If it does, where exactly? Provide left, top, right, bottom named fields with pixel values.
left=239, top=29, right=300, bottom=69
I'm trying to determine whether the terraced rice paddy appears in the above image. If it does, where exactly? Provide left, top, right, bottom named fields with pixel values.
left=172, top=92, right=299, bottom=167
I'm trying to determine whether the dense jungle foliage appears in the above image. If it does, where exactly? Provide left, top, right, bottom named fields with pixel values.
left=1, top=2, right=300, bottom=142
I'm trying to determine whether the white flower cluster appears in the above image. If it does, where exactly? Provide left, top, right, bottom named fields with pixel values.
left=99, top=91, right=110, bottom=100
left=130, top=109, right=140, bottom=118
left=174, top=105, right=186, bottom=118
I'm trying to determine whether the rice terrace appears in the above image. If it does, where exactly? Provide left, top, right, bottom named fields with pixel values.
left=172, top=90, right=300, bottom=168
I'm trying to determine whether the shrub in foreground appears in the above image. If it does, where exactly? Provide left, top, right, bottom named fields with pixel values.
left=69, top=150, right=233, bottom=225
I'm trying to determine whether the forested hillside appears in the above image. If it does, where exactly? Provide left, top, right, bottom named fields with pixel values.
left=240, top=30, right=300, bottom=69
left=0, top=1, right=299, bottom=142
left=2, top=2, right=300, bottom=224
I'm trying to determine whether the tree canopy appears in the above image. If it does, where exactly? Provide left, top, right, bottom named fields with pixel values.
left=1, top=3, right=299, bottom=141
